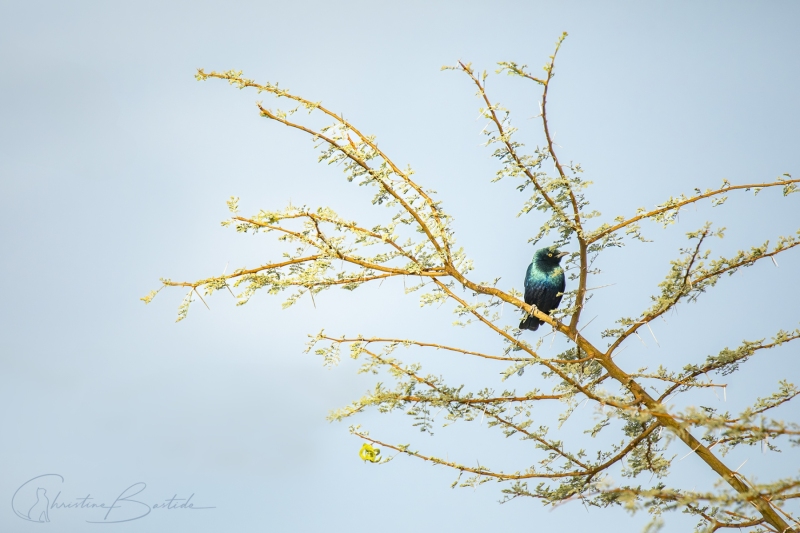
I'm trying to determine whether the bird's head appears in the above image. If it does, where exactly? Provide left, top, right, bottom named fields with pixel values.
left=533, top=247, right=569, bottom=267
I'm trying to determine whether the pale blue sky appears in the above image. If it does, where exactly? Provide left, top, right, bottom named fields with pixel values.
left=2, top=1, right=799, bottom=531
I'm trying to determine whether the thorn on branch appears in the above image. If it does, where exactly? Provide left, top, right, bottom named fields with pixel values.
left=646, top=323, right=660, bottom=347
left=679, top=443, right=702, bottom=461
left=635, top=331, right=647, bottom=348
left=193, top=287, right=210, bottom=310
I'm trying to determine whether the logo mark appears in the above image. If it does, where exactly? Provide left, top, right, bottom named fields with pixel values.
left=11, top=474, right=214, bottom=524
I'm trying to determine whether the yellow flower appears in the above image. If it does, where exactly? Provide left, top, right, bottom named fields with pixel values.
left=359, top=443, right=381, bottom=463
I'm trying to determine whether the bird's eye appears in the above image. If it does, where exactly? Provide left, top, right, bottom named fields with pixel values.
left=548, top=253, right=552, bottom=257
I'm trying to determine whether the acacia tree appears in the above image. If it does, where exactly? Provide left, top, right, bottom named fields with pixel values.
left=143, top=34, right=800, bottom=532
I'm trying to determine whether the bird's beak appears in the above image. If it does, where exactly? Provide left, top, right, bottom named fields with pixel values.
left=556, top=252, right=569, bottom=259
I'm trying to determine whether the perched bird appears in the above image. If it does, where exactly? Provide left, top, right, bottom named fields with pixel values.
left=519, top=247, right=569, bottom=331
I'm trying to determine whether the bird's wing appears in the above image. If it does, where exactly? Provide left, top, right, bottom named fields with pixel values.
left=526, top=278, right=565, bottom=314
left=523, top=263, right=535, bottom=304
left=525, top=281, right=554, bottom=309
left=552, top=292, right=564, bottom=310
left=552, top=273, right=566, bottom=308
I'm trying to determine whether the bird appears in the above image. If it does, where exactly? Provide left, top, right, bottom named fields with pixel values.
left=519, top=247, right=569, bottom=331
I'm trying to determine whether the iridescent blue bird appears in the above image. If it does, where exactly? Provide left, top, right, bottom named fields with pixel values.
left=519, top=247, right=569, bottom=331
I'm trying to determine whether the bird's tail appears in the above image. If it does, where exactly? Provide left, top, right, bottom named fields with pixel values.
left=519, top=315, right=541, bottom=331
